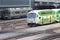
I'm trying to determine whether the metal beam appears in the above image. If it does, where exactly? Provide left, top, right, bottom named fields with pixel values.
left=0, top=5, right=30, bottom=8
left=35, top=0, right=60, bottom=3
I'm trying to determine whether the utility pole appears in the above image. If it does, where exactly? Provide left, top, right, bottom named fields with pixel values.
left=29, top=0, right=31, bottom=7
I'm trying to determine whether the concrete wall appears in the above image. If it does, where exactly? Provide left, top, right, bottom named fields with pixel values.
left=0, top=0, right=29, bottom=5
left=0, top=0, right=35, bottom=7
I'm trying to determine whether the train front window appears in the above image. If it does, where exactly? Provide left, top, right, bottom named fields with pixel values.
left=28, top=13, right=36, bottom=18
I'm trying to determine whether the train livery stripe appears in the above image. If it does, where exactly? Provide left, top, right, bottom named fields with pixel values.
left=38, top=16, right=55, bottom=23
left=38, top=10, right=55, bottom=16
left=38, top=10, right=56, bottom=23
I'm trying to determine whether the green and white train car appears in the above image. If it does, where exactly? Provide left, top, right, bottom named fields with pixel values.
left=27, top=9, right=60, bottom=27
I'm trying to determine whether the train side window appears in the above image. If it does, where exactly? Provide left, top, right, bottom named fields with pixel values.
left=15, top=11, right=20, bottom=14
left=12, top=12, right=15, bottom=14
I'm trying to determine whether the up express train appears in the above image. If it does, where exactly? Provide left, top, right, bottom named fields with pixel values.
left=27, top=9, right=60, bottom=27
left=0, top=8, right=32, bottom=20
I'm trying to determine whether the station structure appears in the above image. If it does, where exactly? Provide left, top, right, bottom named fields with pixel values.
left=0, top=0, right=60, bottom=9
left=0, top=0, right=60, bottom=20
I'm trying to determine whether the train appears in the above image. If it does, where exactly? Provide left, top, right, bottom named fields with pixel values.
left=0, top=8, right=32, bottom=20
left=27, top=9, right=60, bottom=27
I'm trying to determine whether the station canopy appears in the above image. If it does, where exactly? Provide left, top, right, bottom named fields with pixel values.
left=35, top=0, right=60, bottom=3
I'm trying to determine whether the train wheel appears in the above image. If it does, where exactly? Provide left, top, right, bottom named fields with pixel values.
left=32, top=23, right=37, bottom=27
left=7, top=17, right=11, bottom=20
left=28, top=23, right=37, bottom=27
left=28, top=23, right=32, bottom=27
left=55, top=21, right=59, bottom=23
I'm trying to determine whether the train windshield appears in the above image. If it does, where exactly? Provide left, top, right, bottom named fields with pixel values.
left=28, top=13, right=36, bottom=18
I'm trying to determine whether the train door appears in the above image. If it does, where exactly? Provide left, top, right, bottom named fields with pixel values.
left=56, top=9, right=60, bottom=22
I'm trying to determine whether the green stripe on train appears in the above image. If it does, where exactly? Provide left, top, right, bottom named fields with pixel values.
left=57, top=10, right=60, bottom=14
left=38, top=10, right=55, bottom=23
left=38, top=10, right=55, bottom=16
left=38, top=17, right=55, bottom=23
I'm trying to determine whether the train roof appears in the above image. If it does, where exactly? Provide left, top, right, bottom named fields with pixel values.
left=29, top=10, right=40, bottom=13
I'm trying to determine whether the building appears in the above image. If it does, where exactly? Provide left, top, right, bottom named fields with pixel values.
left=34, top=0, right=60, bottom=9
left=0, top=0, right=34, bottom=8
left=0, top=0, right=60, bottom=9
left=0, top=0, right=35, bottom=12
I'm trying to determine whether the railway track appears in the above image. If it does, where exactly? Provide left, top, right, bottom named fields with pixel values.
left=1, top=23, right=60, bottom=40
left=4, top=28, right=60, bottom=40
left=0, top=19, right=60, bottom=40
left=40, top=34, right=60, bottom=40
left=0, top=18, right=27, bottom=32
left=0, top=18, right=59, bottom=32
left=0, top=18, right=26, bottom=23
